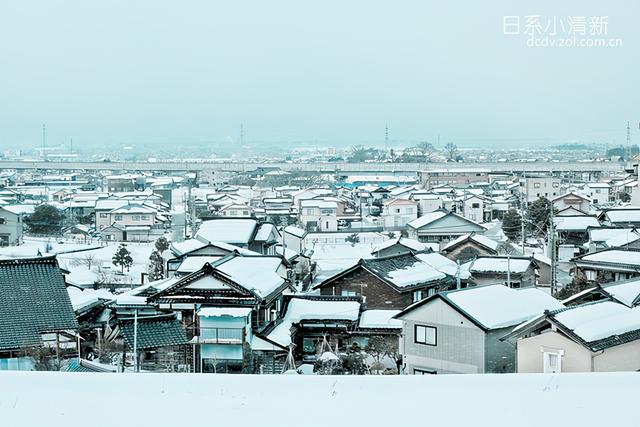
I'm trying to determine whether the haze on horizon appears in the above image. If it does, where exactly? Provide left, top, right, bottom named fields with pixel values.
left=0, top=0, right=638, bottom=152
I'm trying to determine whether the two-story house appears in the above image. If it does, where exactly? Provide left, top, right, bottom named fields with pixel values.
left=381, top=198, right=418, bottom=230
left=395, top=285, right=562, bottom=374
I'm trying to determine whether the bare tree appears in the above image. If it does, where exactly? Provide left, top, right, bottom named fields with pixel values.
left=444, top=142, right=458, bottom=161
left=417, top=141, right=436, bottom=162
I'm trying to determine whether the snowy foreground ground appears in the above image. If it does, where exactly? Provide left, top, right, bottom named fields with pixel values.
left=0, top=372, right=637, bottom=426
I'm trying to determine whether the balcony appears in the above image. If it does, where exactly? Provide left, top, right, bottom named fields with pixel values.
left=192, top=327, right=245, bottom=345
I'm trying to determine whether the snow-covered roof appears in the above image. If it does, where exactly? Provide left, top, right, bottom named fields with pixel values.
left=464, top=257, right=533, bottom=274
left=267, top=298, right=361, bottom=346
left=604, top=231, right=640, bottom=248
left=358, top=309, right=402, bottom=329
left=254, top=223, right=277, bottom=242
left=407, top=210, right=448, bottom=229
left=198, top=307, right=252, bottom=318
left=445, top=285, right=563, bottom=329
left=554, top=301, right=640, bottom=343
left=553, top=216, right=600, bottom=232
left=415, top=252, right=470, bottom=279
left=196, top=218, right=259, bottom=244
left=115, top=277, right=180, bottom=306
left=589, top=228, right=636, bottom=243
left=66, top=287, right=115, bottom=311
left=602, top=279, right=640, bottom=307
left=284, top=225, right=306, bottom=238
left=372, top=237, right=430, bottom=254
left=176, top=256, right=224, bottom=273
left=603, top=209, right=640, bottom=223
left=214, top=256, right=286, bottom=298
left=442, top=233, right=499, bottom=252
left=2, top=204, right=36, bottom=215
left=577, top=250, right=640, bottom=266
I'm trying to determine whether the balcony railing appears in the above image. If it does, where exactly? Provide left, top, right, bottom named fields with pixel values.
left=194, top=327, right=245, bottom=344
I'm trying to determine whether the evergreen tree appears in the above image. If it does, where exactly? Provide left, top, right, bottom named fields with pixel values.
left=345, top=233, right=360, bottom=246
left=154, top=236, right=170, bottom=253
left=526, top=197, right=553, bottom=237
left=24, top=204, right=64, bottom=235
left=112, top=243, right=133, bottom=273
left=501, top=209, right=522, bottom=241
left=148, top=250, right=164, bottom=281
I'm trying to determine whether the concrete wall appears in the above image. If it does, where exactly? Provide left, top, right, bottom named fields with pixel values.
left=400, top=298, right=485, bottom=374
left=593, top=340, right=640, bottom=372
left=517, top=331, right=592, bottom=373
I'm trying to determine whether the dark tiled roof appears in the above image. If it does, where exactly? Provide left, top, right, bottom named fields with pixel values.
left=0, top=256, right=78, bottom=351
left=589, top=328, right=640, bottom=351
left=119, top=314, right=188, bottom=350
left=362, top=253, right=451, bottom=289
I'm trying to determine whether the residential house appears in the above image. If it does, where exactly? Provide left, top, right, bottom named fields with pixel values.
left=380, top=198, right=418, bottom=230
left=519, top=175, right=561, bottom=203
left=598, top=208, right=640, bottom=227
left=441, top=232, right=499, bottom=263
left=299, top=199, right=338, bottom=232
left=462, top=256, right=539, bottom=288
left=552, top=192, right=591, bottom=214
left=572, top=248, right=640, bottom=283
left=195, top=218, right=280, bottom=255
left=409, top=192, right=444, bottom=215
left=395, top=285, right=562, bottom=374
left=510, top=285, right=640, bottom=373
left=371, top=237, right=435, bottom=258
left=584, top=182, right=612, bottom=205
left=147, top=254, right=294, bottom=373
left=407, top=209, right=487, bottom=247
left=313, top=252, right=461, bottom=309
left=0, top=205, right=26, bottom=246
left=0, top=257, right=78, bottom=367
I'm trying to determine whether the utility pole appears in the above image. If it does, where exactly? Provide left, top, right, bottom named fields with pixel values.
left=133, top=309, right=139, bottom=372
left=456, top=259, right=461, bottom=289
left=506, top=254, right=511, bottom=288
left=521, top=193, right=526, bottom=255
left=549, top=207, right=557, bottom=295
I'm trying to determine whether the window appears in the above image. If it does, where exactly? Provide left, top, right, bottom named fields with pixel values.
left=543, top=351, right=562, bottom=373
left=0, top=217, right=5, bottom=225
left=414, top=324, right=437, bottom=346
left=114, top=214, right=123, bottom=221
left=342, top=289, right=357, bottom=297
left=533, top=182, right=541, bottom=188
left=414, top=368, right=437, bottom=375
left=141, top=215, right=149, bottom=220
left=100, top=213, right=108, bottom=218
left=471, top=203, right=480, bottom=208
left=133, top=215, right=140, bottom=221
left=412, top=290, right=423, bottom=302
left=396, top=208, right=401, bottom=213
